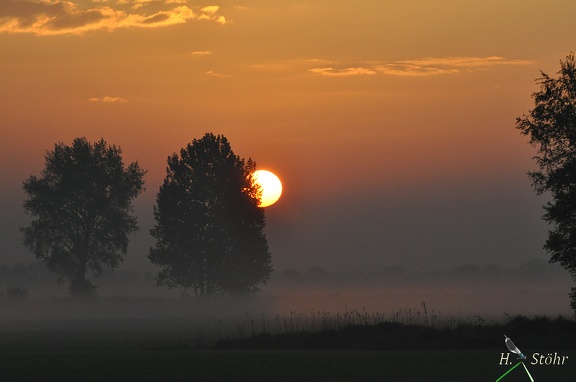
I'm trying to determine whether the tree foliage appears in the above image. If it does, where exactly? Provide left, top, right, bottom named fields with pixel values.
left=516, top=52, right=576, bottom=313
left=149, top=133, right=272, bottom=296
left=21, top=138, right=145, bottom=297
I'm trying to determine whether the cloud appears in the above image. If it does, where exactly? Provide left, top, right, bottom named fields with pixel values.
left=191, top=50, right=211, bottom=55
left=307, top=56, right=534, bottom=77
left=375, top=64, right=460, bottom=77
left=201, top=5, right=219, bottom=14
left=0, top=0, right=229, bottom=36
left=375, top=56, right=534, bottom=77
left=308, top=67, right=376, bottom=77
left=89, top=96, right=129, bottom=103
left=205, top=70, right=231, bottom=78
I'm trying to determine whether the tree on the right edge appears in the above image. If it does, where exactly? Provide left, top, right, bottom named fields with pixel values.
left=516, top=52, right=576, bottom=315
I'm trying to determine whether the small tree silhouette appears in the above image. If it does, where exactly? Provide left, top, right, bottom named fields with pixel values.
left=21, top=138, right=145, bottom=298
left=5, top=287, right=28, bottom=302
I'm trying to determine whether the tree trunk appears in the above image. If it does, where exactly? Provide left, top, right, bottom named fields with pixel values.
left=69, top=271, right=96, bottom=299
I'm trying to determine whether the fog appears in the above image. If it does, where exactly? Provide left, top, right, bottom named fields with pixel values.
left=0, top=259, right=572, bottom=336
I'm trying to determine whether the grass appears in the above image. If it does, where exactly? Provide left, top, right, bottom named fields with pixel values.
left=241, top=302, right=489, bottom=337
left=217, top=314, right=576, bottom=350
left=1, top=301, right=575, bottom=381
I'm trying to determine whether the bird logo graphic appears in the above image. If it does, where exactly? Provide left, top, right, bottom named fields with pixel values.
left=497, top=335, right=534, bottom=382
left=504, top=335, right=526, bottom=360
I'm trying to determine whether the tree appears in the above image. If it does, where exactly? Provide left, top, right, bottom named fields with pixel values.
left=516, top=52, right=576, bottom=314
left=149, top=133, right=272, bottom=296
left=21, top=138, right=145, bottom=298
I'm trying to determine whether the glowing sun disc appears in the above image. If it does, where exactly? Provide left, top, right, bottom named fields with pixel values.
left=253, top=170, right=282, bottom=207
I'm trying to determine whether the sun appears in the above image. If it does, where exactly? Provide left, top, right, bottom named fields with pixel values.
left=253, top=170, right=282, bottom=207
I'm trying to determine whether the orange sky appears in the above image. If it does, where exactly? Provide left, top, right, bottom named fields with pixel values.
left=1, top=0, right=576, bottom=272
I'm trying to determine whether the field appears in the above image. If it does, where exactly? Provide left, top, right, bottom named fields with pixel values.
left=0, top=316, right=574, bottom=381
left=0, top=294, right=574, bottom=381
left=2, top=346, right=575, bottom=381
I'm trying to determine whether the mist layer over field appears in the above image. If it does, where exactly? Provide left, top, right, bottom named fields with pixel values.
left=0, top=259, right=572, bottom=336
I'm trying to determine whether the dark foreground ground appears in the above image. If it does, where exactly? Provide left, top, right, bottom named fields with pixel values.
left=0, top=316, right=574, bottom=381
left=2, top=347, right=575, bottom=382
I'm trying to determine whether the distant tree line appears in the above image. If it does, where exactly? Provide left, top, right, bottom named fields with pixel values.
left=271, top=259, right=567, bottom=287
left=20, top=134, right=272, bottom=298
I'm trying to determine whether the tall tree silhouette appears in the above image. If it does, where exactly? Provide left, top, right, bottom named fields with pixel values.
left=149, top=133, right=272, bottom=296
left=516, top=52, right=576, bottom=314
left=21, top=138, right=145, bottom=298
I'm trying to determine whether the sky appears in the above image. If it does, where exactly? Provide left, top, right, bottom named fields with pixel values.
left=1, top=0, right=576, bottom=275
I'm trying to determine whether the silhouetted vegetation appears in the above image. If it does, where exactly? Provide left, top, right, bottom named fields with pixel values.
left=0, top=277, right=574, bottom=381
left=5, top=286, right=28, bottom=302
left=217, top=315, right=576, bottom=350
left=20, top=138, right=145, bottom=298
left=517, top=52, right=576, bottom=314
left=149, top=133, right=272, bottom=296
left=272, top=258, right=565, bottom=287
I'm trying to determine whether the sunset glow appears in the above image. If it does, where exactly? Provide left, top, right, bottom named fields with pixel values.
left=2, top=2, right=576, bottom=378
left=1, top=0, right=575, bottom=273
